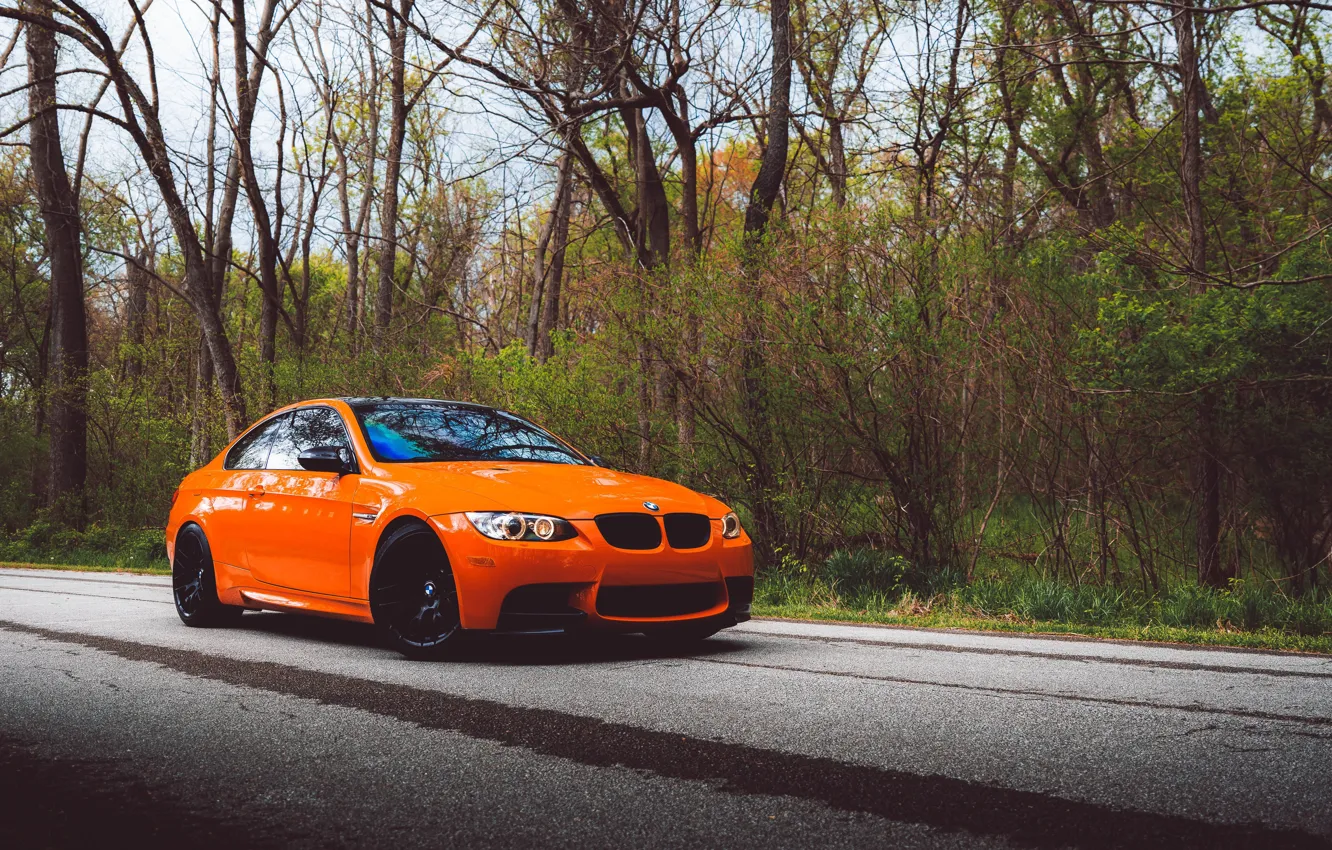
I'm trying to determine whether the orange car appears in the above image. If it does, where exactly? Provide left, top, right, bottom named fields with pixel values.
left=167, top=398, right=754, bottom=658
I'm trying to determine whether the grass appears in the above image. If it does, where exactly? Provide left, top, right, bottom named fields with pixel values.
left=754, top=570, right=1332, bottom=654
left=753, top=601, right=1332, bottom=653
left=0, top=561, right=169, bottom=576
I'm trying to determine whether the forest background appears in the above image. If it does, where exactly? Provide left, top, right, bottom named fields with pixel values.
left=3, top=0, right=1332, bottom=645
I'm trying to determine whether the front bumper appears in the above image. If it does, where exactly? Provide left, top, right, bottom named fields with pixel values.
left=429, top=513, right=755, bottom=632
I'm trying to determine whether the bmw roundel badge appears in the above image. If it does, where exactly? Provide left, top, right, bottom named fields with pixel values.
left=643, top=501, right=660, bottom=512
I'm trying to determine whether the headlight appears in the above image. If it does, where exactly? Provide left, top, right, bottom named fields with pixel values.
left=721, top=511, right=742, bottom=539
left=466, top=512, right=576, bottom=542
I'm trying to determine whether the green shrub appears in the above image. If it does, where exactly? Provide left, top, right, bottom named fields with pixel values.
left=50, top=527, right=86, bottom=555
left=1235, top=589, right=1276, bottom=631
left=954, top=579, right=1018, bottom=615
left=1279, top=598, right=1331, bottom=636
left=17, top=519, right=55, bottom=550
left=1079, top=586, right=1138, bottom=626
left=1157, top=586, right=1225, bottom=629
left=824, top=549, right=909, bottom=595
left=80, top=524, right=124, bottom=554
left=122, top=528, right=168, bottom=567
left=906, top=565, right=966, bottom=598
left=0, top=520, right=167, bottom=571
left=1015, top=580, right=1076, bottom=621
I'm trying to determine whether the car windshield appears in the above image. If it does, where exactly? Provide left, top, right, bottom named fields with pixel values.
left=350, top=402, right=587, bottom=464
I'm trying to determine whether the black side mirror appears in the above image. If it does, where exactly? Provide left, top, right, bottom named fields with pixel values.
left=299, top=445, right=356, bottom=475
left=589, top=454, right=608, bottom=467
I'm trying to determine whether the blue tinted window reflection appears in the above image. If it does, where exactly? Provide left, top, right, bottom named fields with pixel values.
left=352, top=403, right=585, bottom=465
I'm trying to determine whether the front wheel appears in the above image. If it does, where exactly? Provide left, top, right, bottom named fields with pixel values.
left=369, top=523, right=463, bottom=660
left=172, top=524, right=243, bottom=627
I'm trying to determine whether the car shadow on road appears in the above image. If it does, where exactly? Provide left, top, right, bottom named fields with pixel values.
left=233, top=611, right=749, bottom=666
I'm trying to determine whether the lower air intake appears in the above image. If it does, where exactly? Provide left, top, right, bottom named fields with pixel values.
left=496, top=583, right=588, bottom=632
left=725, top=576, right=754, bottom=620
left=596, top=582, right=722, bottom=618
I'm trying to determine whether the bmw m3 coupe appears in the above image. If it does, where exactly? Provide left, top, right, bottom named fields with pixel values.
left=167, top=398, right=754, bottom=658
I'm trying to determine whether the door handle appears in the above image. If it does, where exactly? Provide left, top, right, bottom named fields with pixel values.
left=247, top=486, right=266, bottom=498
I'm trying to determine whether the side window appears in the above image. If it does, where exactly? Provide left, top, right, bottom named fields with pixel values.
left=264, top=414, right=301, bottom=470
left=295, top=407, right=353, bottom=453
left=267, top=407, right=353, bottom=471
left=224, top=415, right=288, bottom=470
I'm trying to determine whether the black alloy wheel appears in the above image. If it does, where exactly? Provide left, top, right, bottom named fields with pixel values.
left=172, top=524, right=243, bottom=627
left=370, top=523, right=463, bottom=659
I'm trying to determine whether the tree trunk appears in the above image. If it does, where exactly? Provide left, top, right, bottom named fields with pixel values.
left=537, top=170, right=574, bottom=363
left=743, top=0, right=792, bottom=241
left=621, top=99, right=670, bottom=269
left=657, top=88, right=703, bottom=452
left=190, top=334, right=214, bottom=468
left=26, top=0, right=87, bottom=525
left=124, top=247, right=149, bottom=380
left=526, top=152, right=572, bottom=356
left=1175, top=0, right=1224, bottom=587
left=738, top=0, right=792, bottom=564
left=375, top=0, right=412, bottom=344
left=827, top=117, right=847, bottom=208
left=231, top=0, right=283, bottom=397
left=293, top=171, right=326, bottom=352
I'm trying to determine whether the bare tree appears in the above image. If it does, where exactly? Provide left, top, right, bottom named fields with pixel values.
left=525, top=149, right=572, bottom=359
left=791, top=0, right=887, bottom=207
left=230, top=0, right=296, bottom=392
left=123, top=246, right=149, bottom=380
left=0, top=2, right=251, bottom=436
left=374, top=0, right=414, bottom=343
left=25, top=0, right=86, bottom=522
left=306, top=0, right=380, bottom=348
left=737, top=0, right=792, bottom=558
left=1174, top=0, right=1223, bottom=586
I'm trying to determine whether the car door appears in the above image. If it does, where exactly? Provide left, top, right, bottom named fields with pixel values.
left=244, top=406, right=358, bottom=598
left=202, top=414, right=287, bottom=570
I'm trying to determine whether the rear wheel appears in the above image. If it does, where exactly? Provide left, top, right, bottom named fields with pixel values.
left=172, top=524, right=243, bottom=627
left=369, top=523, right=463, bottom=660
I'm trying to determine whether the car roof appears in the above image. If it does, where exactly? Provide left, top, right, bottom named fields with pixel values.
left=335, top=397, right=495, bottom=411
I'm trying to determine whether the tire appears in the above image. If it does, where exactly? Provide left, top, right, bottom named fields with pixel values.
left=172, top=524, right=243, bottom=627
left=641, top=620, right=722, bottom=646
left=369, top=522, right=463, bottom=660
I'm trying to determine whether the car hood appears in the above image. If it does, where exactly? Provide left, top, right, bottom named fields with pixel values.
left=402, top=461, right=727, bottom=519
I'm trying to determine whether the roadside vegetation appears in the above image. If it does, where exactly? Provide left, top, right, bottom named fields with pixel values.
left=0, top=522, right=167, bottom=574
left=755, top=553, right=1332, bottom=654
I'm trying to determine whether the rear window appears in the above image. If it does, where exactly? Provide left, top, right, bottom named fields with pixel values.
left=350, top=402, right=586, bottom=465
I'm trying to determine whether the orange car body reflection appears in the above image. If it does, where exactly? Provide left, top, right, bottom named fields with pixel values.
left=166, top=399, right=754, bottom=631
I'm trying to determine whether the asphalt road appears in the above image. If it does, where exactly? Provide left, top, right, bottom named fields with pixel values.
left=0, top=567, right=1329, bottom=849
